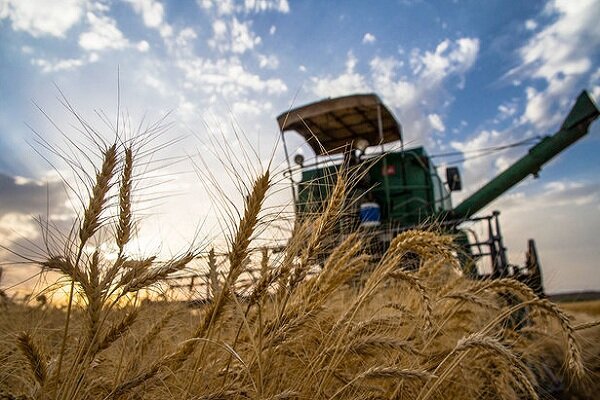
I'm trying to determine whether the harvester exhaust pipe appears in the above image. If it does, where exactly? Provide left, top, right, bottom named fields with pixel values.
left=453, top=90, right=599, bottom=219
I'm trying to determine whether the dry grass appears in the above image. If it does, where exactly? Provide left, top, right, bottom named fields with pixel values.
left=1, top=130, right=598, bottom=400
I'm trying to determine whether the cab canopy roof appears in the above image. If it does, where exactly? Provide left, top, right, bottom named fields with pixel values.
left=277, top=93, right=402, bottom=156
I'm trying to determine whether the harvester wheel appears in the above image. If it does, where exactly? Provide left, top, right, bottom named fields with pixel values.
left=525, top=239, right=544, bottom=297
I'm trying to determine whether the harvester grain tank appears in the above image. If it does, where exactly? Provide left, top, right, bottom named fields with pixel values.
left=277, top=91, right=599, bottom=294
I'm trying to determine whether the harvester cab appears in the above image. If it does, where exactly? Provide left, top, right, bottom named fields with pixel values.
left=277, top=91, right=599, bottom=295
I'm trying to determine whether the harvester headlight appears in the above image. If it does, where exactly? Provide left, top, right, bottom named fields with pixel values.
left=355, top=138, right=369, bottom=153
left=294, top=154, right=304, bottom=167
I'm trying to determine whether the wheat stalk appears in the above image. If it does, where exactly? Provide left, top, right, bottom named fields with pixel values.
left=208, top=248, right=220, bottom=300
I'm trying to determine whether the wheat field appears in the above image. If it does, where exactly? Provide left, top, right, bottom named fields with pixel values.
left=559, top=300, right=600, bottom=317
left=1, top=133, right=599, bottom=400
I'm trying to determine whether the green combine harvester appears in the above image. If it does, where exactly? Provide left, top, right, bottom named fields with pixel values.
left=277, top=91, right=599, bottom=296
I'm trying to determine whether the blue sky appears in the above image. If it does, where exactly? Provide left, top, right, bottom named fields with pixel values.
left=0, top=0, right=599, bottom=295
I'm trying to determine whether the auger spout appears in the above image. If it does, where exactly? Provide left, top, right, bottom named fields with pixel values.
left=453, top=90, right=599, bottom=219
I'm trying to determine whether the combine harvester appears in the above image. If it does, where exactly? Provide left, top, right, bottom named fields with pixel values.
left=277, top=91, right=599, bottom=296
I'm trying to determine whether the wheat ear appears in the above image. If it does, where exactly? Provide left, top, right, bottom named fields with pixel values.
left=79, top=144, right=117, bottom=244
left=288, top=172, right=346, bottom=290
left=574, top=319, right=600, bottom=330
left=390, top=271, right=433, bottom=328
left=116, top=147, right=133, bottom=253
left=455, top=334, right=538, bottom=399
left=477, top=297, right=584, bottom=380
left=92, top=309, right=139, bottom=356
left=16, top=332, right=47, bottom=386
left=529, top=299, right=584, bottom=379
left=53, top=144, right=117, bottom=381
left=473, top=278, right=537, bottom=302
left=110, top=171, right=270, bottom=397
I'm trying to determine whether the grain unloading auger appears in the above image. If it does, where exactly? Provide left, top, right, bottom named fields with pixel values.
left=453, top=91, right=599, bottom=219
left=277, top=91, right=599, bottom=294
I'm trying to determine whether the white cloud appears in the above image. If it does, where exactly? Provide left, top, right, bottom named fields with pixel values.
left=208, top=17, right=261, bottom=54
left=371, top=39, right=479, bottom=112
left=450, top=129, right=507, bottom=191
left=592, top=86, right=600, bottom=103
left=522, top=86, right=554, bottom=128
left=428, top=113, right=445, bottom=132
left=230, top=17, right=261, bottom=53
left=257, top=53, right=279, bottom=69
left=0, top=213, right=39, bottom=243
left=159, top=24, right=173, bottom=38
left=177, top=56, right=287, bottom=96
left=32, top=57, right=85, bottom=73
left=498, top=102, right=517, bottom=119
left=0, top=172, right=62, bottom=207
left=137, top=40, right=150, bottom=52
left=165, top=27, right=198, bottom=58
left=448, top=119, right=560, bottom=214
left=177, top=96, right=198, bottom=123
left=124, top=0, right=173, bottom=38
left=311, top=52, right=369, bottom=98
left=411, top=37, right=479, bottom=87
left=524, top=19, right=537, bottom=30
left=78, top=12, right=129, bottom=51
left=0, top=0, right=84, bottom=37
left=492, top=100, right=520, bottom=125
left=199, top=0, right=289, bottom=14
left=492, top=180, right=600, bottom=293
left=13, top=176, right=37, bottom=186
left=142, top=73, right=168, bottom=95
left=310, top=38, right=480, bottom=145
left=198, top=0, right=235, bottom=15
left=589, top=67, right=600, bottom=84
left=243, top=0, right=289, bottom=13
left=362, top=32, right=376, bottom=44
left=213, top=19, right=227, bottom=37
left=511, top=0, right=600, bottom=129
left=31, top=51, right=100, bottom=73
left=587, top=68, right=600, bottom=104
left=124, top=0, right=163, bottom=28
left=269, top=25, right=276, bottom=35
left=232, top=99, right=273, bottom=116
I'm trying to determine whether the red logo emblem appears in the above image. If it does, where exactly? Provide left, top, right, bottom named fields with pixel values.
left=383, top=165, right=396, bottom=176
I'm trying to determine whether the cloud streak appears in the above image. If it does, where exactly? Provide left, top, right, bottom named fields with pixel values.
left=510, top=0, right=600, bottom=129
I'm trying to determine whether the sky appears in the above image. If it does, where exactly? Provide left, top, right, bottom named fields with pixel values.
left=0, top=0, right=599, bottom=296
